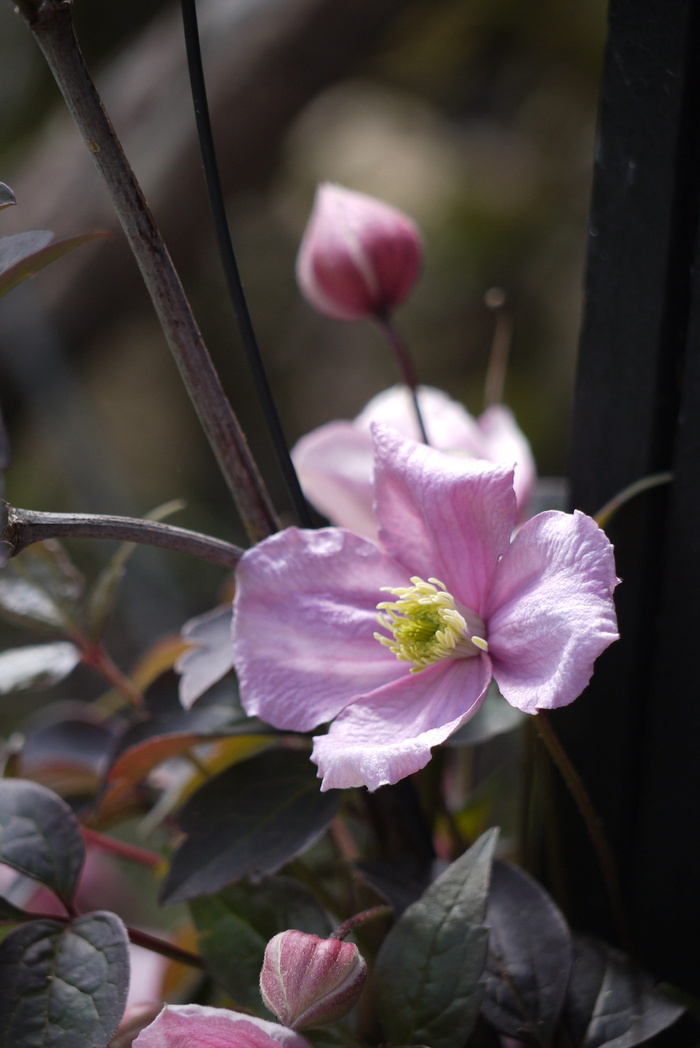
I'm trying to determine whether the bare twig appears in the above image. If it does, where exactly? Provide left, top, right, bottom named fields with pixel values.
left=3, top=504, right=243, bottom=568
left=13, top=0, right=278, bottom=544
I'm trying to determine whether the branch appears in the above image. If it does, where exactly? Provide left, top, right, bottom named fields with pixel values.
left=3, top=504, right=243, bottom=568
left=12, top=0, right=278, bottom=544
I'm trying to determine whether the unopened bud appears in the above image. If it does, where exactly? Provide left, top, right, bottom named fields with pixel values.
left=260, top=930, right=367, bottom=1030
left=296, top=183, right=422, bottom=321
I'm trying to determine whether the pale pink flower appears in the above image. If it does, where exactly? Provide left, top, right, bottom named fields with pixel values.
left=292, top=384, right=535, bottom=541
left=132, top=1005, right=312, bottom=1048
left=296, top=184, right=422, bottom=321
left=260, top=931, right=367, bottom=1030
left=233, top=425, right=619, bottom=792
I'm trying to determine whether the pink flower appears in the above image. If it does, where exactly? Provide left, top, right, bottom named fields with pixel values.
left=292, top=385, right=535, bottom=540
left=260, top=931, right=367, bottom=1030
left=296, top=184, right=422, bottom=321
left=132, top=1005, right=312, bottom=1048
left=232, top=426, right=618, bottom=792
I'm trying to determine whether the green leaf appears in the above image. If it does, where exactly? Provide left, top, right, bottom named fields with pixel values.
left=373, top=828, right=498, bottom=1048
left=0, top=541, right=84, bottom=633
left=0, top=642, right=80, bottom=694
left=86, top=499, right=187, bottom=641
left=562, top=937, right=684, bottom=1048
left=481, top=862, right=572, bottom=1044
left=0, top=780, right=85, bottom=904
left=0, top=230, right=109, bottom=299
left=160, top=749, right=339, bottom=905
left=0, top=184, right=15, bottom=210
left=191, top=875, right=332, bottom=1010
left=0, top=912, right=129, bottom=1048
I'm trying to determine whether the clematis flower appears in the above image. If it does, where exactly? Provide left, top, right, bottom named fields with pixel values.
left=132, top=1004, right=313, bottom=1048
left=292, top=384, right=536, bottom=540
left=296, top=183, right=422, bottom=321
left=233, top=425, right=618, bottom=792
left=260, top=930, right=367, bottom=1030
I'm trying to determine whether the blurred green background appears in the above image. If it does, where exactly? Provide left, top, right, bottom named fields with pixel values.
left=0, top=0, right=608, bottom=679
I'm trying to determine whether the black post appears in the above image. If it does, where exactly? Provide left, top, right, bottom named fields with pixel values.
left=556, top=0, right=700, bottom=991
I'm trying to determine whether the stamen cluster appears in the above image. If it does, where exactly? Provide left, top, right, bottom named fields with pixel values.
left=375, top=576, right=488, bottom=672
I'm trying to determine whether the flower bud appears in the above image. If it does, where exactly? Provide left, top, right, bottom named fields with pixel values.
left=296, top=183, right=422, bottom=321
left=260, top=930, right=367, bottom=1030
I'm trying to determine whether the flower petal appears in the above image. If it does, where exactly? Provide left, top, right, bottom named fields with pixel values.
left=356, top=384, right=486, bottom=449
left=133, top=1005, right=311, bottom=1048
left=176, top=604, right=234, bottom=709
left=311, top=656, right=490, bottom=791
left=477, top=404, right=536, bottom=517
left=486, top=510, right=619, bottom=713
left=291, top=422, right=378, bottom=540
left=233, top=527, right=409, bottom=732
left=372, top=424, right=517, bottom=615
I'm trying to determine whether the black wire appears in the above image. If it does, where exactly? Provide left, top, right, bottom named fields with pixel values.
left=180, top=0, right=313, bottom=529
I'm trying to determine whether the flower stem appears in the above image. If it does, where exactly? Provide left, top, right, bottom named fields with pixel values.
left=376, top=316, right=430, bottom=444
left=180, top=0, right=313, bottom=529
left=3, top=505, right=244, bottom=568
left=330, top=906, right=392, bottom=941
left=75, top=634, right=145, bottom=709
left=15, top=0, right=278, bottom=544
left=534, top=710, right=632, bottom=952
left=82, top=827, right=162, bottom=869
left=482, top=287, right=513, bottom=408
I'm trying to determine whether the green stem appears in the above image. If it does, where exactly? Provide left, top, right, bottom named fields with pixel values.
left=14, top=0, right=278, bottom=544
left=535, top=710, right=632, bottom=952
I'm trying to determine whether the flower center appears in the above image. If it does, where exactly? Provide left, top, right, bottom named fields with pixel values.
left=374, top=576, right=488, bottom=673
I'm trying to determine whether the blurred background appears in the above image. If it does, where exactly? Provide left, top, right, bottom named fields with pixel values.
left=0, top=0, right=608, bottom=678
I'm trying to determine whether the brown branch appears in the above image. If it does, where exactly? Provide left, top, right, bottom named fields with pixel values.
left=12, top=0, right=278, bottom=544
left=3, top=504, right=243, bottom=568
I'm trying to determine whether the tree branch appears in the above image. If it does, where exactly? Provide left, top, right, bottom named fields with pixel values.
left=12, top=0, right=278, bottom=544
left=3, top=504, right=243, bottom=568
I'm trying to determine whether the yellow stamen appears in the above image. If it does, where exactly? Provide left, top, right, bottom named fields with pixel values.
left=374, top=576, right=487, bottom=672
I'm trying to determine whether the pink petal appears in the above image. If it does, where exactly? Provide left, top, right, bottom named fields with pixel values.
left=133, top=1005, right=311, bottom=1048
left=372, top=424, right=517, bottom=615
left=311, top=656, right=491, bottom=791
left=477, top=404, right=536, bottom=517
left=291, top=422, right=378, bottom=540
left=176, top=604, right=234, bottom=709
left=356, top=384, right=486, bottom=449
left=486, top=510, right=619, bottom=713
left=232, top=527, right=409, bottom=732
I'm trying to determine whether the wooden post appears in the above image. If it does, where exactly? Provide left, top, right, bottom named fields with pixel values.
left=558, top=0, right=700, bottom=990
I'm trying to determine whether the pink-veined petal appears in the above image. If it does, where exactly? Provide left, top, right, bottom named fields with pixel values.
left=356, top=384, right=486, bottom=449
left=372, top=424, right=517, bottom=615
left=477, top=404, right=536, bottom=516
left=311, top=655, right=491, bottom=791
left=486, top=510, right=619, bottom=713
left=291, top=422, right=378, bottom=540
left=133, top=1005, right=311, bottom=1048
left=232, top=527, right=409, bottom=732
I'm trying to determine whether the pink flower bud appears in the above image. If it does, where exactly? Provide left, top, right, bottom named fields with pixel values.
left=296, top=183, right=422, bottom=321
left=260, top=931, right=367, bottom=1030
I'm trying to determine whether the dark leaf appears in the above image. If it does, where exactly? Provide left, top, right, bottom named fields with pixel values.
left=0, top=895, right=26, bottom=923
left=0, top=642, right=80, bottom=694
left=0, top=184, right=15, bottom=210
left=447, top=682, right=525, bottom=746
left=17, top=706, right=118, bottom=797
left=160, top=748, right=339, bottom=905
left=562, top=937, right=684, bottom=1048
left=0, top=912, right=129, bottom=1048
left=0, top=541, right=84, bottom=633
left=373, top=828, right=498, bottom=1048
left=0, top=779, right=85, bottom=904
left=0, top=230, right=109, bottom=299
left=480, top=862, right=572, bottom=1044
left=191, top=874, right=332, bottom=1010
